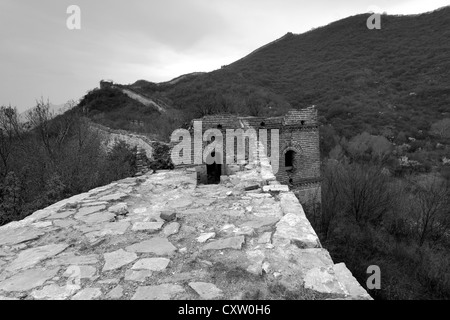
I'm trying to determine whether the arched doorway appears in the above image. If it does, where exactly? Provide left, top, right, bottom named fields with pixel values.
left=285, top=150, right=295, bottom=172
left=206, top=151, right=222, bottom=184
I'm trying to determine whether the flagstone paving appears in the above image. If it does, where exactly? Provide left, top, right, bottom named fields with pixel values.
left=0, top=166, right=372, bottom=300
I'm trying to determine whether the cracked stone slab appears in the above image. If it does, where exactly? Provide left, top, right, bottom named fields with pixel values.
left=125, top=238, right=177, bottom=256
left=189, top=282, right=223, bottom=299
left=133, top=208, right=147, bottom=214
left=98, top=193, right=128, bottom=202
left=131, top=258, right=170, bottom=271
left=0, top=249, right=13, bottom=257
left=197, top=233, right=216, bottom=243
left=220, top=224, right=236, bottom=234
left=262, top=185, right=289, bottom=192
left=233, top=226, right=255, bottom=236
left=63, top=265, right=97, bottom=279
left=98, top=279, right=119, bottom=285
left=166, top=198, right=193, bottom=209
left=132, top=222, right=164, bottom=232
left=125, top=270, right=153, bottom=282
left=240, top=217, right=280, bottom=232
left=0, top=267, right=60, bottom=292
left=265, top=247, right=336, bottom=291
left=108, top=203, right=128, bottom=215
left=84, top=222, right=130, bottom=241
left=304, top=266, right=348, bottom=295
left=88, top=184, right=117, bottom=195
left=31, top=221, right=53, bottom=228
left=163, top=222, right=180, bottom=236
left=132, top=284, right=185, bottom=300
left=47, top=210, right=76, bottom=220
left=71, top=288, right=102, bottom=300
left=53, top=219, right=77, bottom=228
left=273, top=213, right=321, bottom=249
left=107, top=285, right=123, bottom=299
left=103, top=221, right=130, bottom=234
left=333, top=263, right=372, bottom=299
left=103, top=249, right=138, bottom=272
left=0, top=296, right=19, bottom=300
left=6, top=243, right=69, bottom=272
left=80, top=201, right=108, bottom=207
left=76, top=205, right=107, bottom=217
left=47, top=253, right=99, bottom=266
left=246, top=250, right=266, bottom=275
left=202, top=236, right=245, bottom=251
left=76, top=211, right=116, bottom=224
left=120, top=186, right=133, bottom=194
left=75, top=224, right=103, bottom=234
left=31, top=284, right=79, bottom=300
left=258, top=232, right=272, bottom=244
left=0, top=227, right=46, bottom=246
left=279, top=193, right=303, bottom=212
left=161, top=270, right=209, bottom=284
left=251, top=202, right=283, bottom=218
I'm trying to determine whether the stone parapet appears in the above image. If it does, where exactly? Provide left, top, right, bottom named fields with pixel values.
left=0, top=159, right=370, bottom=300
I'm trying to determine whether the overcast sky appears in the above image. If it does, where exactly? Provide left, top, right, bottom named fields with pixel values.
left=1, top=0, right=449, bottom=112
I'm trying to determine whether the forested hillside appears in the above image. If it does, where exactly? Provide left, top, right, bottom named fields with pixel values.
left=120, top=8, right=450, bottom=144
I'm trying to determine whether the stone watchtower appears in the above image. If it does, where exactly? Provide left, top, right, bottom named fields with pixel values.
left=100, top=79, right=114, bottom=89
left=275, top=106, right=321, bottom=205
left=175, top=106, right=321, bottom=206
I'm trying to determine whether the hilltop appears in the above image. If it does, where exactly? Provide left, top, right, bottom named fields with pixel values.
left=107, top=7, right=450, bottom=142
left=70, top=7, right=450, bottom=180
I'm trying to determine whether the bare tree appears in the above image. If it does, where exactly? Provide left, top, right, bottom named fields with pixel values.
left=26, top=98, right=74, bottom=162
left=340, top=163, right=394, bottom=225
left=0, top=105, right=23, bottom=177
left=246, top=94, right=264, bottom=117
left=194, top=102, right=216, bottom=117
left=26, top=98, right=54, bottom=158
left=430, top=118, right=450, bottom=139
left=319, top=160, right=345, bottom=239
left=409, top=175, right=450, bottom=246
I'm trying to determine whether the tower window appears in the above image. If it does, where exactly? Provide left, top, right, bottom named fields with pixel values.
left=285, top=150, right=295, bottom=171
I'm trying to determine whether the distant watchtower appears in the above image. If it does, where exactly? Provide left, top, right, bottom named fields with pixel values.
left=100, top=79, right=114, bottom=89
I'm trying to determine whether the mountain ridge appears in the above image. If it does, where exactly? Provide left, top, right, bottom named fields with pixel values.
left=77, top=7, right=449, bottom=151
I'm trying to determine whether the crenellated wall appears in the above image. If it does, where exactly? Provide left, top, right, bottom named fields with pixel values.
left=91, top=122, right=155, bottom=159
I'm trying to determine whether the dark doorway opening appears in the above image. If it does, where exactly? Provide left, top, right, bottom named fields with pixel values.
left=206, top=151, right=221, bottom=184
left=285, top=150, right=295, bottom=171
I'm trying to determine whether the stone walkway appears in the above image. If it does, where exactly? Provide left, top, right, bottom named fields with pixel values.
left=0, top=166, right=371, bottom=300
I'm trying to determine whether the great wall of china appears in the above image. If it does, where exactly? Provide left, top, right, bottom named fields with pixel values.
left=0, top=108, right=371, bottom=300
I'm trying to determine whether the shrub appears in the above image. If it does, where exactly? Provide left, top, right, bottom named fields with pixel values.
left=101, top=140, right=138, bottom=182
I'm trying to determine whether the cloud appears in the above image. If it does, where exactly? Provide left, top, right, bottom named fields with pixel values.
left=0, top=0, right=447, bottom=111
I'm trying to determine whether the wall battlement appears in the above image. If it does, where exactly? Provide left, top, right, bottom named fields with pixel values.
left=177, top=106, right=321, bottom=206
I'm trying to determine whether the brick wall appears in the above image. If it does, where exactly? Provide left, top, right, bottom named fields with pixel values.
left=173, top=107, right=321, bottom=205
left=276, top=127, right=321, bottom=185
